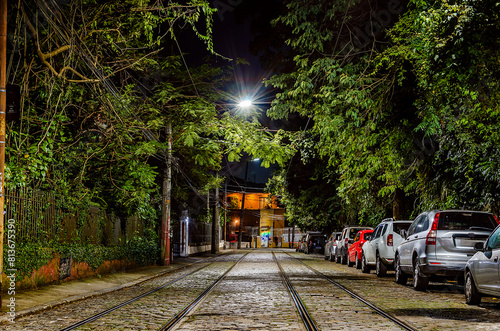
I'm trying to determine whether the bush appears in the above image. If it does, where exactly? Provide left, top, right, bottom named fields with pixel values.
left=3, top=238, right=160, bottom=282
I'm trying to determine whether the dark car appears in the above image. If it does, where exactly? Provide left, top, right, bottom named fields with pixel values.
left=306, top=234, right=327, bottom=254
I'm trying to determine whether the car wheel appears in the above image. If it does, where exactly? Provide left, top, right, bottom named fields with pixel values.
left=361, top=254, right=370, bottom=274
left=331, top=252, right=335, bottom=262
left=355, top=253, right=362, bottom=269
left=413, top=258, right=429, bottom=291
left=341, top=252, right=347, bottom=265
left=376, top=253, right=387, bottom=277
left=395, top=255, right=408, bottom=285
left=465, top=271, right=481, bottom=305
left=335, top=252, right=341, bottom=263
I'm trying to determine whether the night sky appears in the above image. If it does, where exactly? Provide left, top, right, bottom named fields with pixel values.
left=179, top=1, right=287, bottom=184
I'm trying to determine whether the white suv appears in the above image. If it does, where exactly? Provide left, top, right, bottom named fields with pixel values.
left=361, top=218, right=412, bottom=276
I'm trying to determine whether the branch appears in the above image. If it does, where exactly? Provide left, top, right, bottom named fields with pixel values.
left=22, top=6, right=100, bottom=83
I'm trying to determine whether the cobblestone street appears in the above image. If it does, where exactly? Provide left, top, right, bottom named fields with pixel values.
left=3, top=249, right=500, bottom=330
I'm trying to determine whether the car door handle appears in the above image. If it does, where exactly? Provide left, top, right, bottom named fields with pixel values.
left=495, top=257, right=499, bottom=263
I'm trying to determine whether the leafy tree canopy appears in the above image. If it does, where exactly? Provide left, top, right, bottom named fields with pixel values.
left=265, top=0, right=500, bottom=231
left=6, top=0, right=293, bottom=232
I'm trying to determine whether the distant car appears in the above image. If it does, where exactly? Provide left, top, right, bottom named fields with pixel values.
left=348, top=229, right=373, bottom=268
left=296, top=235, right=306, bottom=252
left=335, top=226, right=373, bottom=264
left=302, top=231, right=322, bottom=253
left=395, top=210, right=498, bottom=291
left=362, top=218, right=412, bottom=276
left=305, top=233, right=327, bottom=254
left=324, top=232, right=342, bottom=261
left=464, top=224, right=500, bottom=305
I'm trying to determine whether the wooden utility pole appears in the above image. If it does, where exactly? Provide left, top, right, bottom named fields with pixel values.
left=237, top=161, right=249, bottom=249
left=224, top=179, right=227, bottom=248
left=0, top=0, right=7, bottom=305
left=211, top=174, right=219, bottom=254
left=161, top=123, right=172, bottom=266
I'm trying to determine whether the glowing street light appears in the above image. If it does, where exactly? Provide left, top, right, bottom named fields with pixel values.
left=238, top=99, right=252, bottom=109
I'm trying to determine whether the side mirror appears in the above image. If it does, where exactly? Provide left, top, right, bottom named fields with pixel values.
left=474, top=242, right=484, bottom=251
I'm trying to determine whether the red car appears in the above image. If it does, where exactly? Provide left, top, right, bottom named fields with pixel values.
left=348, top=229, right=374, bottom=269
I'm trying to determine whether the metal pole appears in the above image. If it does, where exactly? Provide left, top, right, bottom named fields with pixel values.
left=0, top=0, right=7, bottom=306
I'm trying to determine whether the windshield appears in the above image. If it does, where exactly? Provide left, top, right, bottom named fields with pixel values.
left=349, top=228, right=366, bottom=239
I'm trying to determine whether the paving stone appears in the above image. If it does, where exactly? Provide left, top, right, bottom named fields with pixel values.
left=3, top=249, right=500, bottom=330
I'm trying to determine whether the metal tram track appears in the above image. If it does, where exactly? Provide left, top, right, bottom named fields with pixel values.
left=157, top=252, right=249, bottom=331
left=272, top=251, right=319, bottom=331
left=60, top=255, right=225, bottom=331
left=286, top=252, right=418, bottom=331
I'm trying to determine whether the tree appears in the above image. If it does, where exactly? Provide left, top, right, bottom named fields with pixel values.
left=265, top=0, right=500, bottom=231
left=6, top=0, right=294, bottom=243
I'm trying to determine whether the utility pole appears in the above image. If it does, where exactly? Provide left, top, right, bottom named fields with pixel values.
left=211, top=174, right=219, bottom=254
left=224, top=179, right=227, bottom=249
left=161, top=123, right=172, bottom=266
left=0, top=0, right=7, bottom=306
left=237, top=161, right=249, bottom=249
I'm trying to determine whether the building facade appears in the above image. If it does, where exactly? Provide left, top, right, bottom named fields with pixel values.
left=224, top=192, right=291, bottom=248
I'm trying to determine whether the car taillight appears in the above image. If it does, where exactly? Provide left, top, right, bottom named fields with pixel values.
left=426, top=213, right=439, bottom=245
left=494, top=215, right=499, bottom=225
left=387, top=234, right=393, bottom=246
left=345, top=242, right=348, bottom=247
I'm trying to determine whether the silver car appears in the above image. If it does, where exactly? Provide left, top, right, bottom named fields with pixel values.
left=324, top=232, right=341, bottom=261
left=362, top=218, right=412, bottom=276
left=464, top=223, right=500, bottom=305
left=395, top=210, right=497, bottom=291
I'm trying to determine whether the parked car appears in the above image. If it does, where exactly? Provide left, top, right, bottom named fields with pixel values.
left=362, top=218, right=412, bottom=276
left=348, top=229, right=373, bottom=268
left=335, top=225, right=373, bottom=264
left=298, top=231, right=321, bottom=253
left=395, top=210, right=498, bottom=291
left=296, top=235, right=306, bottom=252
left=305, top=233, right=327, bottom=254
left=324, top=232, right=342, bottom=261
left=464, top=223, right=500, bottom=305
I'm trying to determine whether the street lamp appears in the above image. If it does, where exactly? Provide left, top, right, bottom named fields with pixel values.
left=238, top=99, right=252, bottom=109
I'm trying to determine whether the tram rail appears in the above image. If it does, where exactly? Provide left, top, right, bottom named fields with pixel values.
left=158, top=253, right=248, bottom=331
left=60, top=253, right=246, bottom=331
left=272, top=251, right=319, bottom=331
left=285, top=251, right=418, bottom=331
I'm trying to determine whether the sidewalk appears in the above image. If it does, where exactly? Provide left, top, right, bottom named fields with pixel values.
left=0, top=254, right=222, bottom=324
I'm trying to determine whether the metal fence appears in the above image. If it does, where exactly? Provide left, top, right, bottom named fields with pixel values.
left=4, top=189, right=144, bottom=245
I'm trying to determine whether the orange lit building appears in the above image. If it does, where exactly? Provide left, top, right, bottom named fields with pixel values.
left=224, top=192, right=286, bottom=248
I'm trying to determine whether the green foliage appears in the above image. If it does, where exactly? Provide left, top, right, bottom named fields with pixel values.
left=3, top=237, right=160, bottom=282
left=3, top=242, right=55, bottom=282
left=266, top=0, right=500, bottom=231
